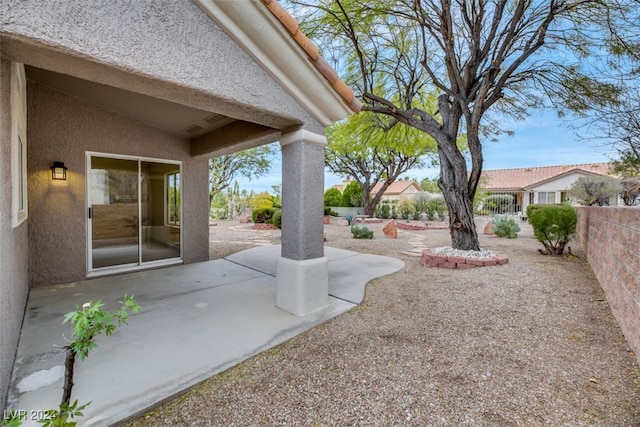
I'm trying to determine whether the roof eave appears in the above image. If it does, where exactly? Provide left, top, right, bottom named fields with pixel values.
left=523, top=168, right=612, bottom=190
left=194, top=0, right=357, bottom=127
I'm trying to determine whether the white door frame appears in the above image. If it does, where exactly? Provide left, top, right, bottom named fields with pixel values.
left=86, top=151, right=184, bottom=277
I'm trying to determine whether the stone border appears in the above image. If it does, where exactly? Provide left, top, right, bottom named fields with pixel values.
left=421, top=249, right=509, bottom=269
left=253, top=223, right=279, bottom=230
left=396, top=221, right=448, bottom=231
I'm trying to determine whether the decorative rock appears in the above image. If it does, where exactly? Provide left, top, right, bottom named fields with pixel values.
left=483, top=220, right=494, bottom=235
left=237, top=215, right=251, bottom=223
left=323, top=216, right=331, bottom=224
left=383, top=220, right=398, bottom=239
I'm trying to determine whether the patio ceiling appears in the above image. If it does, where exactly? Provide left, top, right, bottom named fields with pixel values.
left=26, top=65, right=237, bottom=140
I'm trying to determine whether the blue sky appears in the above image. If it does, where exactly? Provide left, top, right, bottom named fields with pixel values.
left=238, top=110, right=615, bottom=194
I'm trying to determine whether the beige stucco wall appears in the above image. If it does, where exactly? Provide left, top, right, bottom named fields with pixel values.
left=1, top=0, right=323, bottom=135
left=27, top=81, right=209, bottom=287
left=0, top=51, right=31, bottom=412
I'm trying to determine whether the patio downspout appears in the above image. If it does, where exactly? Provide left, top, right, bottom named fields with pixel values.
left=277, top=128, right=329, bottom=316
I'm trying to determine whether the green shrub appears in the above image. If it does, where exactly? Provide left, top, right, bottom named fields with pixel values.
left=490, top=215, right=521, bottom=238
left=342, top=181, right=363, bottom=207
left=525, top=203, right=546, bottom=220
left=351, top=224, right=374, bottom=239
left=324, top=188, right=343, bottom=207
left=414, top=197, right=429, bottom=217
left=528, top=204, right=577, bottom=255
left=268, top=209, right=282, bottom=229
left=398, top=200, right=414, bottom=220
left=252, top=208, right=276, bottom=223
left=427, top=197, right=447, bottom=220
left=375, top=203, right=391, bottom=219
left=324, top=207, right=338, bottom=216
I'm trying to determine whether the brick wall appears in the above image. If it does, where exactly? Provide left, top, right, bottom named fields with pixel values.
left=576, top=207, right=640, bottom=363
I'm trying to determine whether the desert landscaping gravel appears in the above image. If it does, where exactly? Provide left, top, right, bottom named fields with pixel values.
left=128, top=218, right=640, bottom=426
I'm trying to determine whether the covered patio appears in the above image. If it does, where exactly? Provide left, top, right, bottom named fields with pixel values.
left=7, top=245, right=403, bottom=426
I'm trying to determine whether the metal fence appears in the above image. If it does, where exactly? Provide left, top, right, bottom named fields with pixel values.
left=476, top=191, right=525, bottom=217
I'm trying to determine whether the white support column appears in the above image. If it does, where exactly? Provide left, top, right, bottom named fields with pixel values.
left=277, top=128, right=328, bottom=316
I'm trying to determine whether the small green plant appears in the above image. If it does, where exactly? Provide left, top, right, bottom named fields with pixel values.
left=375, top=203, right=391, bottom=219
left=426, top=197, right=447, bottom=220
left=38, top=400, right=90, bottom=427
left=351, top=224, right=374, bottom=239
left=344, top=214, right=355, bottom=225
left=490, top=215, right=521, bottom=238
left=1, top=410, right=23, bottom=427
left=2, top=296, right=139, bottom=427
left=324, top=207, right=338, bottom=216
left=61, top=295, right=139, bottom=405
left=398, top=200, right=414, bottom=220
left=528, top=204, right=577, bottom=255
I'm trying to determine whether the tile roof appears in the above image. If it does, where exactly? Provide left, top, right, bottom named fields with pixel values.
left=261, top=0, right=362, bottom=114
left=372, top=180, right=423, bottom=195
left=332, top=180, right=423, bottom=195
left=481, top=163, right=613, bottom=191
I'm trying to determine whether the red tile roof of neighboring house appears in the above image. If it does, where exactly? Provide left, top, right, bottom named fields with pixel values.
left=372, top=180, right=423, bottom=195
left=481, top=163, right=613, bottom=191
left=332, top=180, right=423, bottom=196
left=261, top=0, right=362, bottom=114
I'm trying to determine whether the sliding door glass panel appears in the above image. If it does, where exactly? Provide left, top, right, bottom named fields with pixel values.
left=140, top=161, right=181, bottom=262
left=90, top=157, right=139, bottom=268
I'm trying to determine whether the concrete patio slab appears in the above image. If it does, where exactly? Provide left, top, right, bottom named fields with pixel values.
left=7, top=246, right=403, bottom=426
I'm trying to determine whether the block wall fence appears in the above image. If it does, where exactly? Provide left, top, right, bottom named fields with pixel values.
left=576, top=207, right=640, bottom=364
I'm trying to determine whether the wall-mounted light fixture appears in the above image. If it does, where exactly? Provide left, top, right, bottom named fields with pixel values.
left=50, top=161, right=68, bottom=180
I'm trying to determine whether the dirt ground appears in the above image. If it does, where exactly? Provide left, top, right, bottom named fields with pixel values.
left=130, top=217, right=640, bottom=426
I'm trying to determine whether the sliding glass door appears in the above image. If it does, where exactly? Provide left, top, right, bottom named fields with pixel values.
left=88, top=154, right=182, bottom=272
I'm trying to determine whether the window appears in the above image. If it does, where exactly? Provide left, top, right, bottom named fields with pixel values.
left=537, top=192, right=556, bottom=204
left=166, top=171, right=180, bottom=226
left=11, top=62, right=28, bottom=227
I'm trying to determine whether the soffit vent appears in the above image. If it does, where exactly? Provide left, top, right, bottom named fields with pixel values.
left=185, top=124, right=204, bottom=134
left=204, top=114, right=227, bottom=126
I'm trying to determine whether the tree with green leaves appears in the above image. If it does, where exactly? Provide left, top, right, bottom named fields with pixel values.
left=419, top=177, right=441, bottom=194
left=289, top=0, right=629, bottom=250
left=568, top=176, right=622, bottom=206
left=209, top=144, right=276, bottom=206
left=326, top=111, right=438, bottom=216
left=620, top=178, right=640, bottom=206
left=340, top=180, right=364, bottom=208
left=323, top=187, right=343, bottom=207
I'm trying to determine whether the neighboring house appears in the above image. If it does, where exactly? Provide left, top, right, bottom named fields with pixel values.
left=333, top=179, right=428, bottom=204
left=480, top=163, right=615, bottom=215
left=371, top=181, right=427, bottom=204
left=0, top=0, right=360, bottom=407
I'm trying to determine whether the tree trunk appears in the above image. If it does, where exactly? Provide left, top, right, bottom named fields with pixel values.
left=363, top=197, right=375, bottom=217
left=437, top=139, right=480, bottom=251
left=443, top=188, right=479, bottom=251
left=61, top=347, right=76, bottom=406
